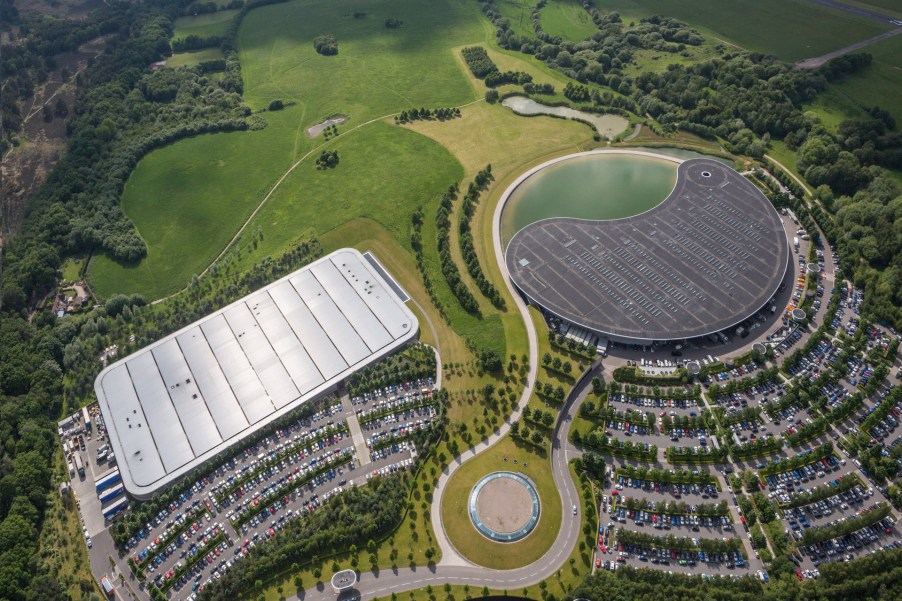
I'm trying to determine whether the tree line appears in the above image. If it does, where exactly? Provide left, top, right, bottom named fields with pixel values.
left=395, top=106, right=461, bottom=124
left=435, top=185, right=482, bottom=315
left=572, top=549, right=902, bottom=601
left=410, top=203, right=450, bottom=323
left=458, top=165, right=506, bottom=309
left=198, top=476, right=408, bottom=600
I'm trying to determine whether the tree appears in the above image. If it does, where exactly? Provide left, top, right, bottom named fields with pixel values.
left=313, top=34, right=338, bottom=55
left=53, top=97, right=68, bottom=118
left=268, top=99, right=285, bottom=111
left=485, top=89, right=499, bottom=104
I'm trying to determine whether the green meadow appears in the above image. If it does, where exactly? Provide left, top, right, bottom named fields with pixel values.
left=540, top=0, right=599, bottom=41
left=90, top=0, right=483, bottom=298
left=173, top=10, right=238, bottom=40
left=595, top=0, right=891, bottom=61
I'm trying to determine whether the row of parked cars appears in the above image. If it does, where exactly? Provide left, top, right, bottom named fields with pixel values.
left=226, top=446, right=354, bottom=526
left=218, top=430, right=348, bottom=509
left=613, top=507, right=730, bottom=531
left=615, top=477, right=720, bottom=499
left=609, top=394, right=700, bottom=410
left=801, top=515, right=896, bottom=566
left=763, top=455, right=841, bottom=490
left=617, top=542, right=746, bottom=569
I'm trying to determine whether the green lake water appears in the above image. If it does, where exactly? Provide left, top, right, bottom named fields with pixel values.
left=500, top=153, right=679, bottom=245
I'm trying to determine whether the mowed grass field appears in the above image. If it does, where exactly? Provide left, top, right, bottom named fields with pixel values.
left=166, top=47, right=225, bottom=68
left=850, top=0, right=902, bottom=17
left=594, top=0, right=892, bottom=61
left=173, top=10, right=237, bottom=40
left=89, top=0, right=485, bottom=299
left=237, top=0, right=480, bottom=113
left=822, top=34, right=902, bottom=127
left=89, top=110, right=303, bottom=299
left=494, top=0, right=535, bottom=38
left=540, top=0, right=598, bottom=41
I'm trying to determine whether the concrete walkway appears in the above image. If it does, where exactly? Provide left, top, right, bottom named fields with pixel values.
left=347, top=415, right=371, bottom=468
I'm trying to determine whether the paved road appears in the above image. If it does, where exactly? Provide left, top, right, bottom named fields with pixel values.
left=796, top=27, right=902, bottom=69
left=805, top=0, right=901, bottom=24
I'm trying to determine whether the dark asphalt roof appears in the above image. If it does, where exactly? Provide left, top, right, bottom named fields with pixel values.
left=505, top=158, right=790, bottom=341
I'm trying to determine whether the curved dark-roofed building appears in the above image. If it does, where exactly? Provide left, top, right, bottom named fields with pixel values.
left=505, top=158, right=790, bottom=342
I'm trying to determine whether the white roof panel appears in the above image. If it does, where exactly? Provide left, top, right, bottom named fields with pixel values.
left=331, top=255, right=413, bottom=339
left=95, top=249, right=418, bottom=499
left=247, top=291, right=324, bottom=400
left=289, top=271, right=371, bottom=366
left=176, top=330, right=249, bottom=439
left=99, top=364, right=167, bottom=487
left=311, top=260, right=393, bottom=352
left=201, top=315, right=274, bottom=424
left=151, top=340, right=222, bottom=455
left=267, top=280, right=348, bottom=379
left=125, top=352, right=194, bottom=471
left=223, top=303, right=300, bottom=408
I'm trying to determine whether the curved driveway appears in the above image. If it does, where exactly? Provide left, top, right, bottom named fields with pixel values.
left=298, top=153, right=651, bottom=599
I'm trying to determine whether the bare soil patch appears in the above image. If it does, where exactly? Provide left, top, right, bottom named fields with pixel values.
left=475, top=477, right=533, bottom=534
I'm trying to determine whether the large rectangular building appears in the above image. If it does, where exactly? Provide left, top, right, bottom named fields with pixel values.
left=95, top=249, right=417, bottom=499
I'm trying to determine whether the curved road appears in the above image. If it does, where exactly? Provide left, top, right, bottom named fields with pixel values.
left=298, top=152, right=624, bottom=599
left=297, top=149, right=700, bottom=599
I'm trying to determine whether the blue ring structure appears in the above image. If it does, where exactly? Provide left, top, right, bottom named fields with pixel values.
left=469, top=471, right=540, bottom=542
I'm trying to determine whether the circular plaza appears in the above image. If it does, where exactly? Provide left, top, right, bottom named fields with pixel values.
left=468, top=471, right=541, bottom=542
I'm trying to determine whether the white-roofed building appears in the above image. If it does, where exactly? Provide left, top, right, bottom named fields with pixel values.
left=94, top=249, right=418, bottom=499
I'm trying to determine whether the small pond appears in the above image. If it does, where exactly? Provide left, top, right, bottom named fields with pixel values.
left=501, top=96, right=629, bottom=139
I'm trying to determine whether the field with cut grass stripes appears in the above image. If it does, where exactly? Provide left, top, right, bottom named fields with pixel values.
left=594, top=0, right=891, bottom=60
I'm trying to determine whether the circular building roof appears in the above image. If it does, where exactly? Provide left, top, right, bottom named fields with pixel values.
left=505, top=157, right=790, bottom=341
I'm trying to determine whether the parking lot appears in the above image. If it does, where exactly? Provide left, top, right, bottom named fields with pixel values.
left=64, top=378, right=435, bottom=601
left=593, top=468, right=751, bottom=577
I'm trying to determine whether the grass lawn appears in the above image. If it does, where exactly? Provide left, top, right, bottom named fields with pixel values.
left=847, top=0, right=902, bottom=18
left=89, top=0, right=485, bottom=299
left=493, top=0, right=535, bottom=39
left=238, top=0, right=480, bottom=113
left=766, top=140, right=806, bottom=187
left=173, top=9, right=238, bottom=40
left=803, top=86, right=871, bottom=132
left=440, top=435, right=564, bottom=569
left=821, top=34, right=902, bottom=127
left=540, top=0, right=598, bottom=41
left=623, top=41, right=721, bottom=77
left=594, top=0, right=892, bottom=61
left=88, top=109, right=303, bottom=299
left=60, top=257, right=84, bottom=283
left=165, top=47, right=225, bottom=68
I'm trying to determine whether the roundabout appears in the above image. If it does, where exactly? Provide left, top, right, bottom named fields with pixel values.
left=469, top=471, right=541, bottom=542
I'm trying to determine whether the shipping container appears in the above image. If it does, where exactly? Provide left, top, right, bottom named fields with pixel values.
left=95, top=468, right=121, bottom=493
left=102, top=496, right=128, bottom=519
left=99, top=482, right=124, bottom=503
